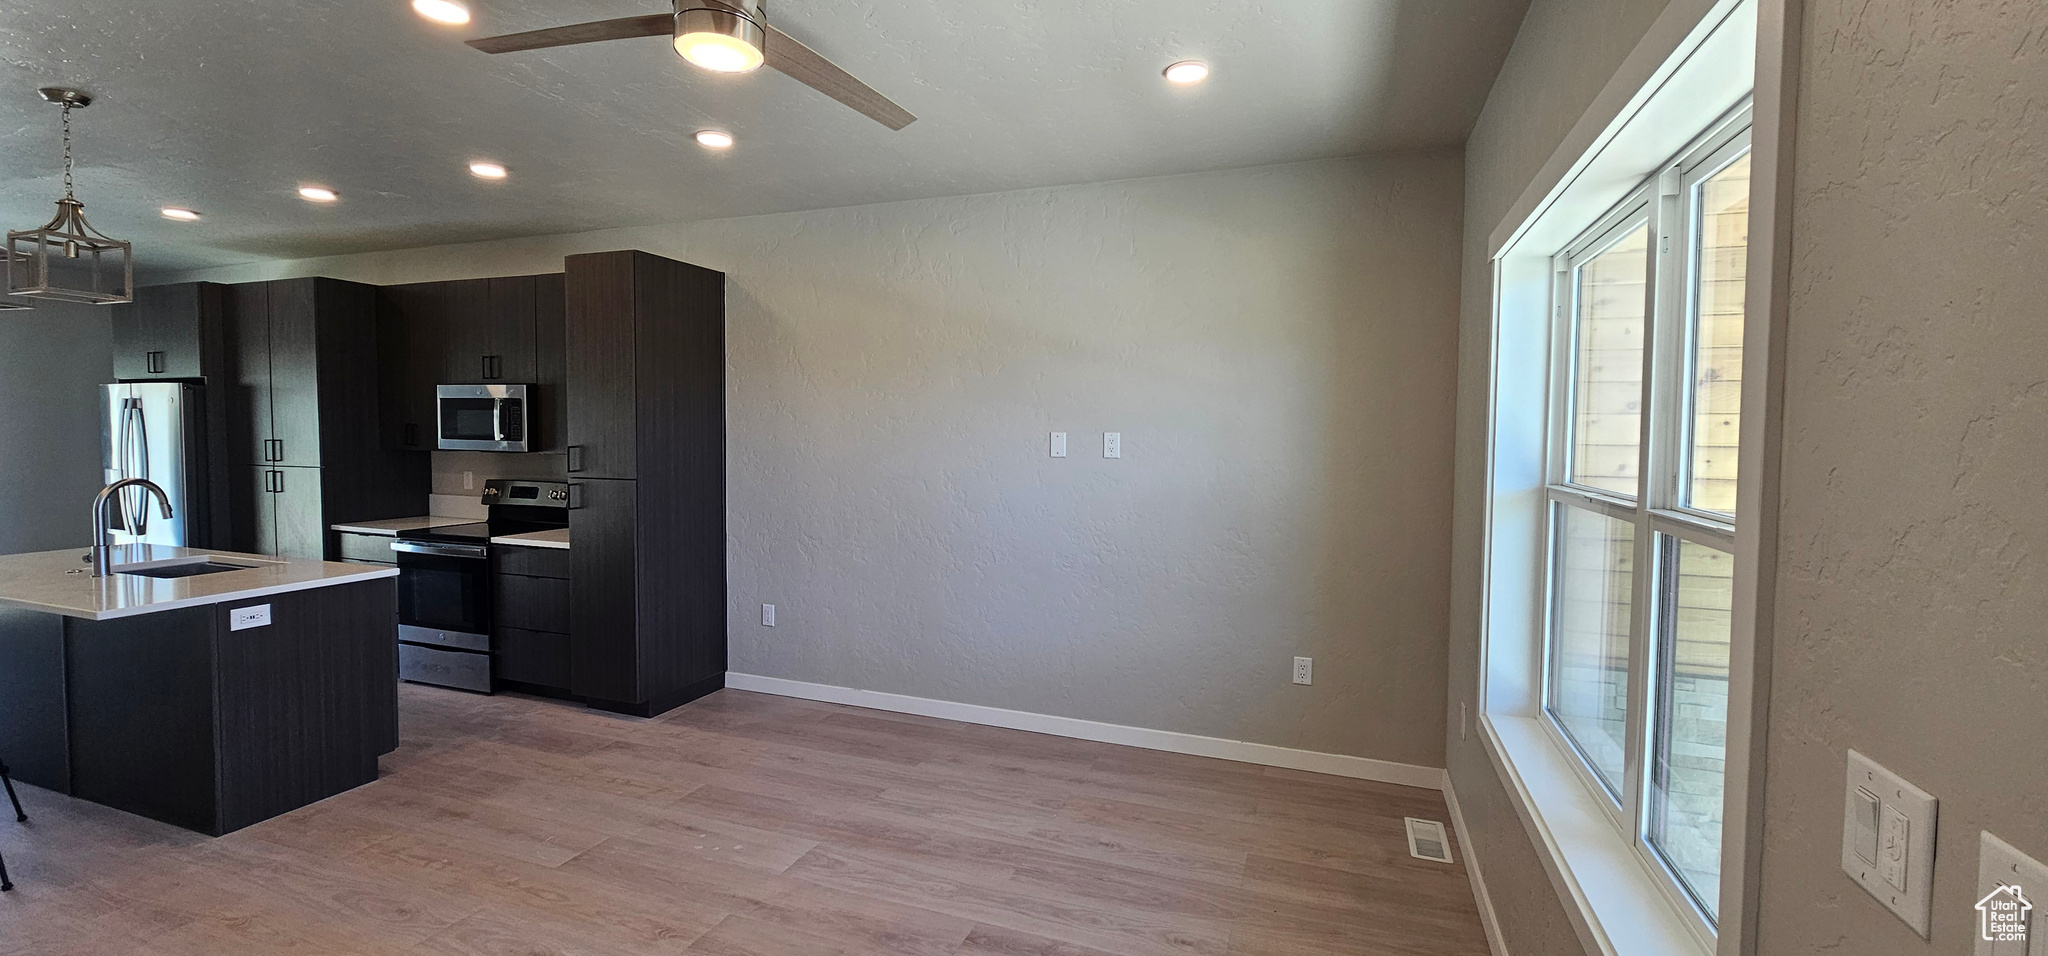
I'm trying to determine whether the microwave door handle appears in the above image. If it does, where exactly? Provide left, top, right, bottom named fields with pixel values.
left=492, top=398, right=504, bottom=443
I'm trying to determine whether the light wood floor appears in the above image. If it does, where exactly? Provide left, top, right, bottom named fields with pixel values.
left=0, top=684, right=1488, bottom=955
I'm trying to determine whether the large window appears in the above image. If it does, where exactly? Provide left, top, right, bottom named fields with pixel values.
left=1542, top=111, right=1752, bottom=928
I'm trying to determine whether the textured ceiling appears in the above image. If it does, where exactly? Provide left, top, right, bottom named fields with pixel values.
left=0, top=0, right=1528, bottom=274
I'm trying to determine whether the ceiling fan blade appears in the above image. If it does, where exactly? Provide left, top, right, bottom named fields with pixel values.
left=762, top=24, right=917, bottom=130
left=467, top=14, right=673, bottom=55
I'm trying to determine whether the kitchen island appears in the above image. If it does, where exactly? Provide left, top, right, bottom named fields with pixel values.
left=0, top=544, right=398, bottom=835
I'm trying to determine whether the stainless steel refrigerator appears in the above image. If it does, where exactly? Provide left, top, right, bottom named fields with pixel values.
left=100, top=382, right=211, bottom=547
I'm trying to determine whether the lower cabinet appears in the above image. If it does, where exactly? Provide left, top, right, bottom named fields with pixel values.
left=49, top=579, right=399, bottom=835
left=496, top=626, right=571, bottom=688
left=493, top=545, right=571, bottom=693
left=335, top=531, right=397, bottom=565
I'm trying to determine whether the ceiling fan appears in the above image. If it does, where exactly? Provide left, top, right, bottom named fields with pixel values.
left=465, top=0, right=916, bottom=130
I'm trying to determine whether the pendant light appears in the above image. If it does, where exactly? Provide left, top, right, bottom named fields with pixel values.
left=6, top=88, right=133, bottom=305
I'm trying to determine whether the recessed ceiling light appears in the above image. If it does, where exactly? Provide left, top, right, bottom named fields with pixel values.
left=695, top=129, right=735, bottom=149
left=468, top=161, right=508, bottom=179
left=412, top=0, right=470, bottom=25
left=299, top=186, right=339, bottom=203
left=160, top=207, right=201, bottom=221
left=1164, top=60, right=1210, bottom=85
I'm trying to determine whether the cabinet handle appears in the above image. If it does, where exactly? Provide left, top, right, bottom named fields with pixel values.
left=264, top=470, right=279, bottom=493
left=566, top=483, right=583, bottom=509
left=274, top=469, right=284, bottom=493
left=566, top=445, right=584, bottom=473
left=145, top=351, right=164, bottom=374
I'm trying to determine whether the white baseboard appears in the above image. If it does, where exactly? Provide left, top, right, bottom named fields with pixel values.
left=722, top=672, right=1444, bottom=791
left=1446, top=776, right=1512, bottom=956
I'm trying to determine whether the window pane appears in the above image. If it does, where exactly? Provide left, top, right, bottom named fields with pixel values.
left=1687, top=152, right=1751, bottom=514
left=1570, top=222, right=1650, bottom=497
left=1548, top=504, right=1635, bottom=798
left=1649, top=537, right=1732, bottom=919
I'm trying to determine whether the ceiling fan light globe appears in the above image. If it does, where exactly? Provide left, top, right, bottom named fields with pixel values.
left=676, top=32, right=764, bottom=72
left=674, top=5, right=765, bottom=73
left=411, top=0, right=471, bottom=25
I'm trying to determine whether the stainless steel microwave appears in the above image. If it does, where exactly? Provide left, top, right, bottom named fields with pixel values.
left=436, top=384, right=530, bottom=452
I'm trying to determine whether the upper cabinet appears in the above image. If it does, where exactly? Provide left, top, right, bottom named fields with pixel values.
left=377, top=274, right=562, bottom=452
left=110, top=282, right=225, bottom=380
left=564, top=251, right=724, bottom=481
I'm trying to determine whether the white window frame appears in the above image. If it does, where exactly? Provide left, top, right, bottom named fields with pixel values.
left=1538, top=105, right=1754, bottom=944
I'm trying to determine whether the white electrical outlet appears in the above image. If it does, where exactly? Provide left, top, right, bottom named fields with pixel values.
left=761, top=604, right=776, bottom=627
left=1842, top=749, right=1939, bottom=938
left=229, top=604, right=271, bottom=631
left=463, top=471, right=475, bottom=491
left=1975, top=832, right=2048, bottom=956
left=1049, top=432, right=1067, bottom=458
left=1103, top=432, right=1121, bottom=458
left=1292, top=657, right=1313, bottom=685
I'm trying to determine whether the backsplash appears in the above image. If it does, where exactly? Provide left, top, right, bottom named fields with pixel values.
left=430, top=450, right=567, bottom=496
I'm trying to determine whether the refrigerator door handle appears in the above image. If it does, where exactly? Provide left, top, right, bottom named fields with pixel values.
left=129, top=401, right=151, bottom=533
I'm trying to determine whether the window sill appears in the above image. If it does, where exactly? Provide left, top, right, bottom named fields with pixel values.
left=1480, top=715, right=1714, bottom=956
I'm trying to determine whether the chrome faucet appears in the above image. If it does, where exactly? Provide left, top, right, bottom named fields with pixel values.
left=92, top=478, right=173, bottom=577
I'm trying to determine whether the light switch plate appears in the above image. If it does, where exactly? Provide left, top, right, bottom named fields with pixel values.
left=1974, top=832, right=2047, bottom=956
left=1843, top=749, right=1938, bottom=938
left=1049, top=432, right=1067, bottom=458
left=761, top=604, right=776, bottom=627
left=229, top=604, right=271, bottom=631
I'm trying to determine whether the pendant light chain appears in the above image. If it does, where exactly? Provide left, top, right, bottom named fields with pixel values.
left=59, top=101, right=74, bottom=199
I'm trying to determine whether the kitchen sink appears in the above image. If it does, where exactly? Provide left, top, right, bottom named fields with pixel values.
left=120, top=561, right=260, bottom=579
left=110, top=555, right=271, bottom=579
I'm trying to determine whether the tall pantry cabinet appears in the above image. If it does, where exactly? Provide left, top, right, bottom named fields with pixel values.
left=220, top=277, right=427, bottom=558
left=563, top=250, right=727, bottom=717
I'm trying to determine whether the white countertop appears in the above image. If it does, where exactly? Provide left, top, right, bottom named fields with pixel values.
left=489, top=528, right=570, bottom=550
left=330, top=516, right=471, bottom=536
left=0, top=545, right=398, bottom=621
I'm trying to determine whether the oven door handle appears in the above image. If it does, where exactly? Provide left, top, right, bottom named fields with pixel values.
left=390, top=541, right=489, bottom=559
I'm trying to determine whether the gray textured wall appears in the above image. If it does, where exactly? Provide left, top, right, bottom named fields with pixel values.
left=1445, top=0, right=1681, bottom=953
left=0, top=300, right=111, bottom=555
left=1757, top=0, right=2048, bottom=951
left=173, top=153, right=1466, bottom=767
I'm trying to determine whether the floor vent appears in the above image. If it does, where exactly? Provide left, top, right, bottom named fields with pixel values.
left=1405, top=817, right=1453, bottom=863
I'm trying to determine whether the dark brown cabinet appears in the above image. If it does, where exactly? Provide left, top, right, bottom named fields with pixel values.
left=230, top=465, right=327, bottom=560
left=221, top=277, right=426, bottom=558
left=564, top=250, right=726, bottom=716
left=7, top=580, right=401, bottom=836
left=493, top=544, right=571, bottom=691
left=111, top=283, right=224, bottom=380
left=564, top=253, right=637, bottom=479
left=378, top=273, right=562, bottom=452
